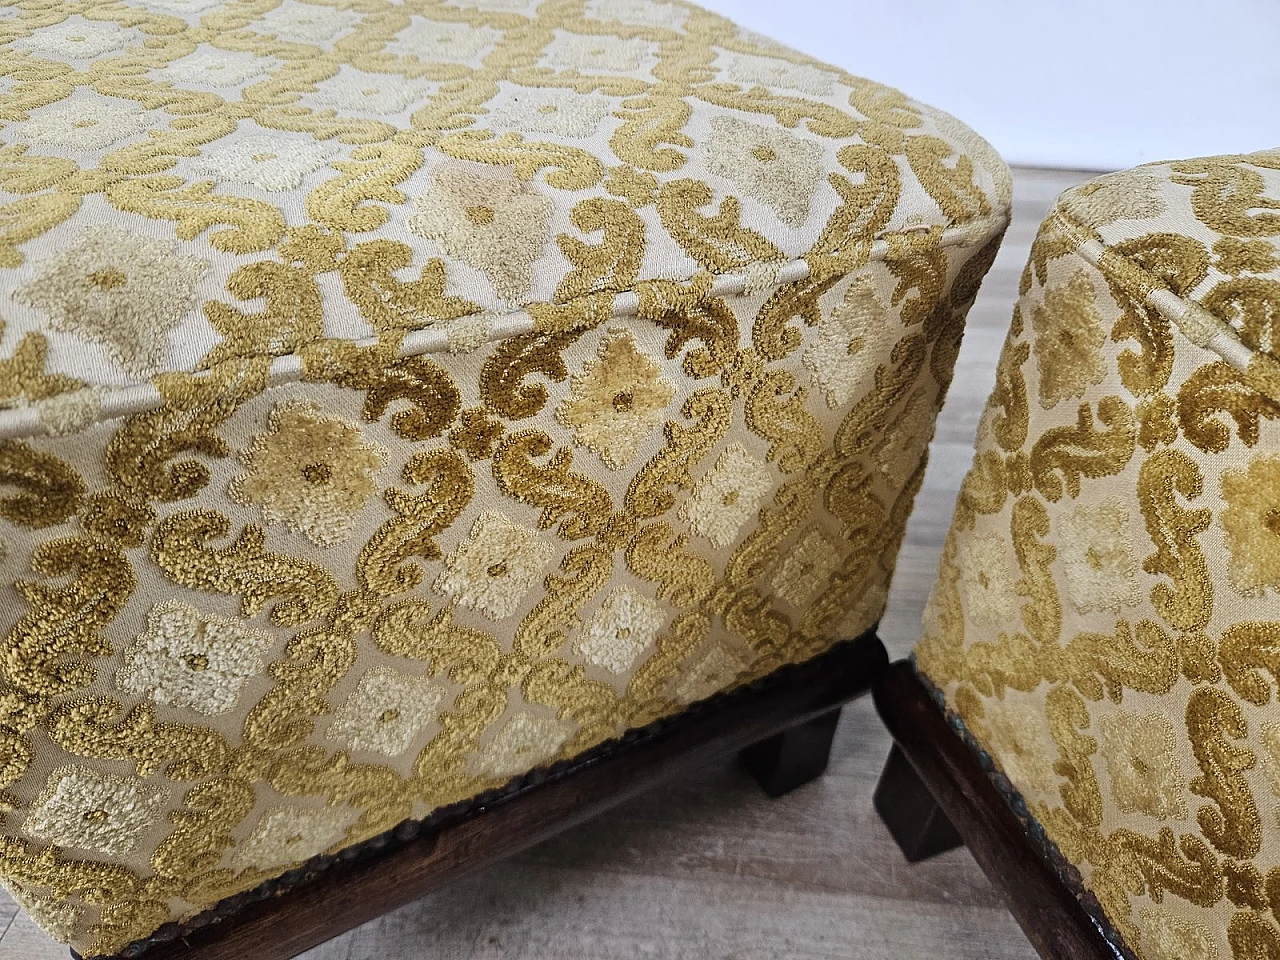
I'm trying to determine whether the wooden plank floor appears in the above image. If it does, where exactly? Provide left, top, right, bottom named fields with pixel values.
left=0, top=167, right=1093, bottom=960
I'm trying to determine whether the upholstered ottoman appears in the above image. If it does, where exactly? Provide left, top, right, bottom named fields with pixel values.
left=0, top=0, right=1011, bottom=955
left=877, top=150, right=1280, bottom=960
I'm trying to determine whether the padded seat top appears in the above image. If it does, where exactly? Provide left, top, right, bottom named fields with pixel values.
left=0, top=0, right=1008, bottom=435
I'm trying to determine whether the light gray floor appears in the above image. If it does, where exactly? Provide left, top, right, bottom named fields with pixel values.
left=0, top=167, right=1093, bottom=960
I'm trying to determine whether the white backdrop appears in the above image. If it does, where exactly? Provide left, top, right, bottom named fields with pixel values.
left=700, top=0, right=1279, bottom=171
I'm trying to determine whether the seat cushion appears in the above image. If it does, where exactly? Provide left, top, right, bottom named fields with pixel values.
left=916, top=150, right=1280, bottom=960
left=0, top=0, right=1009, bottom=953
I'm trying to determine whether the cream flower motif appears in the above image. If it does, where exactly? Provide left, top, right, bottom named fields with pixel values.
left=15, top=225, right=205, bottom=376
left=476, top=712, right=575, bottom=779
left=976, top=699, right=1058, bottom=798
left=725, top=53, right=836, bottom=96
left=485, top=87, right=612, bottom=139
left=556, top=329, right=675, bottom=469
left=771, top=528, right=841, bottom=607
left=1222, top=454, right=1280, bottom=597
left=1137, top=909, right=1218, bottom=960
left=231, top=806, right=357, bottom=871
left=803, top=275, right=894, bottom=408
left=578, top=586, right=665, bottom=674
left=434, top=511, right=555, bottom=620
left=408, top=164, right=553, bottom=303
left=675, top=642, right=747, bottom=703
left=706, top=115, right=823, bottom=227
left=1058, top=498, right=1140, bottom=614
left=191, top=132, right=335, bottom=192
left=1030, top=268, right=1108, bottom=408
left=327, top=666, right=447, bottom=757
left=24, top=767, right=168, bottom=857
left=542, top=31, right=656, bottom=73
left=7, top=885, right=82, bottom=943
left=229, top=400, right=387, bottom=546
left=1099, top=711, right=1185, bottom=820
left=153, top=47, right=271, bottom=88
left=311, top=68, right=436, bottom=116
left=116, top=601, right=273, bottom=716
left=585, top=0, right=688, bottom=30
left=388, top=17, right=501, bottom=61
left=23, top=97, right=152, bottom=150
left=679, top=443, right=773, bottom=548
left=1059, top=170, right=1166, bottom=226
left=16, top=18, right=132, bottom=61
left=256, top=3, right=360, bottom=45
left=957, top=532, right=1016, bottom=627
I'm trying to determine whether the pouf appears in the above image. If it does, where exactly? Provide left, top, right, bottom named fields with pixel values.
left=0, top=0, right=1010, bottom=955
left=914, top=150, right=1280, bottom=960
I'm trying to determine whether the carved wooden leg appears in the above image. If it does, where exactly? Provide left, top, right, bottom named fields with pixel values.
left=874, top=743, right=963, bottom=862
left=740, top=707, right=842, bottom=798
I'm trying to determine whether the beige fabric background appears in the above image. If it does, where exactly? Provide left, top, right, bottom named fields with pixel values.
left=918, top=150, right=1280, bottom=960
left=0, top=0, right=1010, bottom=953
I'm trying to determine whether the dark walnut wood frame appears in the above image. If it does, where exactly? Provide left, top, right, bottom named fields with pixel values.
left=79, top=631, right=887, bottom=960
left=872, top=660, right=1126, bottom=960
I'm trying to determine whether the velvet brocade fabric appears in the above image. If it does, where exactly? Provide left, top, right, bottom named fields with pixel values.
left=915, top=150, right=1280, bottom=960
left=0, top=0, right=1009, bottom=952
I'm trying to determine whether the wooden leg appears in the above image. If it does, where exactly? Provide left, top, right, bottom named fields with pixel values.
left=873, top=743, right=963, bottom=862
left=740, top=707, right=842, bottom=798
left=874, top=661, right=1121, bottom=960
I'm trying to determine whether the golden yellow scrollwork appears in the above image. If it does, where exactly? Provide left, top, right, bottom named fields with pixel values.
left=0, top=0, right=1012, bottom=953
left=916, top=151, right=1280, bottom=960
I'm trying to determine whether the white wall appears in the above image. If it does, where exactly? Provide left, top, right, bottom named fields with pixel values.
left=700, top=0, right=1279, bottom=171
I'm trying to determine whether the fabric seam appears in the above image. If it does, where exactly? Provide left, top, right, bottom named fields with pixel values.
left=1, top=211, right=1010, bottom=440
left=1049, top=208, right=1268, bottom=382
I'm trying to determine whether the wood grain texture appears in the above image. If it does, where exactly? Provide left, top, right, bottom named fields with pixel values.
left=874, top=663, right=1119, bottom=960
left=0, top=166, right=1094, bottom=960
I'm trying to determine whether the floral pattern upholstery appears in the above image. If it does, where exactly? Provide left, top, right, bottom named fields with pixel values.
left=0, top=0, right=1010, bottom=953
left=916, top=150, right=1280, bottom=960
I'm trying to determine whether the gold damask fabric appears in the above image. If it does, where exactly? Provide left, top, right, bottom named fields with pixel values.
left=0, top=0, right=1010, bottom=953
left=916, top=150, right=1280, bottom=960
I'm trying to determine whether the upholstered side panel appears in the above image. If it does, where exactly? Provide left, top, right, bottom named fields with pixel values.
left=1, top=226, right=999, bottom=955
left=917, top=152, right=1280, bottom=960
